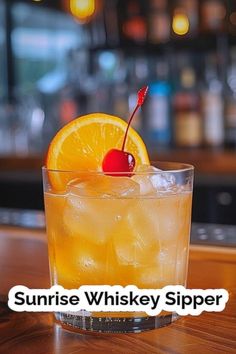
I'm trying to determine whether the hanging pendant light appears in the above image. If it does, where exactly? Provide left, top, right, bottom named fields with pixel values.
left=172, top=9, right=190, bottom=36
left=62, top=0, right=97, bottom=23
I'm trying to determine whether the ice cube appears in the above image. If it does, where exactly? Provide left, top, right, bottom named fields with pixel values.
left=63, top=176, right=139, bottom=244
left=119, top=196, right=188, bottom=246
left=64, top=194, right=121, bottom=244
left=135, top=264, right=162, bottom=289
left=150, top=172, right=176, bottom=191
left=68, top=175, right=140, bottom=198
left=136, top=263, right=176, bottom=288
left=132, top=165, right=159, bottom=195
left=131, top=175, right=154, bottom=195
left=113, top=226, right=160, bottom=266
left=135, top=246, right=178, bottom=288
left=142, top=165, right=176, bottom=191
left=113, top=200, right=160, bottom=266
left=133, top=164, right=176, bottom=195
left=157, top=193, right=192, bottom=243
left=56, top=241, right=111, bottom=287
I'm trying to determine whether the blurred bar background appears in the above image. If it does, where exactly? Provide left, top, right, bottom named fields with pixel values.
left=0, top=0, right=236, bottom=229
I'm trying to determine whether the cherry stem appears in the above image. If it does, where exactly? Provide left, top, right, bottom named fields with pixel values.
left=121, top=104, right=139, bottom=151
left=121, top=85, right=148, bottom=152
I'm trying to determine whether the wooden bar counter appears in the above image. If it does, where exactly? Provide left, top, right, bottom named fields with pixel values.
left=0, top=226, right=236, bottom=354
left=1, top=149, right=236, bottom=175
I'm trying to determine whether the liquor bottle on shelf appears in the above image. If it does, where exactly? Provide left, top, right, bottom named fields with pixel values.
left=88, top=50, right=125, bottom=114
left=201, top=0, right=226, bottom=33
left=112, top=51, right=129, bottom=121
left=119, top=0, right=147, bottom=43
left=202, top=53, right=224, bottom=147
left=146, top=58, right=171, bottom=147
left=103, top=0, right=120, bottom=46
left=113, top=82, right=129, bottom=120
left=173, top=55, right=202, bottom=148
left=186, top=0, right=199, bottom=34
left=148, top=0, right=170, bottom=44
left=59, top=86, right=78, bottom=126
left=225, top=48, right=236, bottom=148
left=127, top=56, right=149, bottom=131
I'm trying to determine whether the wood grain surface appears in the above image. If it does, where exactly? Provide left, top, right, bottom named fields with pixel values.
left=0, top=227, right=236, bottom=354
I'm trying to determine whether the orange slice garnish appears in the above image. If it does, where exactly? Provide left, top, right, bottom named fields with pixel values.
left=46, top=113, right=149, bottom=191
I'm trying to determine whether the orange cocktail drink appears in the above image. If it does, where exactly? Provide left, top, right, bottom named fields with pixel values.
left=43, top=162, right=193, bottom=333
left=45, top=170, right=192, bottom=291
left=43, top=88, right=193, bottom=333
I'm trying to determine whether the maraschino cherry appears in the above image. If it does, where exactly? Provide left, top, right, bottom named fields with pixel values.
left=102, top=86, right=148, bottom=176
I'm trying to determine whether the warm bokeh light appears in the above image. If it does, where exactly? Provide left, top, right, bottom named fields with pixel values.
left=172, top=12, right=190, bottom=36
left=69, top=0, right=95, bottom=21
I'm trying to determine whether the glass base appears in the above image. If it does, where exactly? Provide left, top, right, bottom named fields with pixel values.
left=55, top=312, right=180, bottom=334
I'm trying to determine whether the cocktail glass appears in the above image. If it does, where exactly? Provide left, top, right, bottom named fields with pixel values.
left=43, top=161, right=194, bottom=333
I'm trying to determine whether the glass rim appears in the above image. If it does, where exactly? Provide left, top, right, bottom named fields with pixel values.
left=42, top=161, right=194, bottom=174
